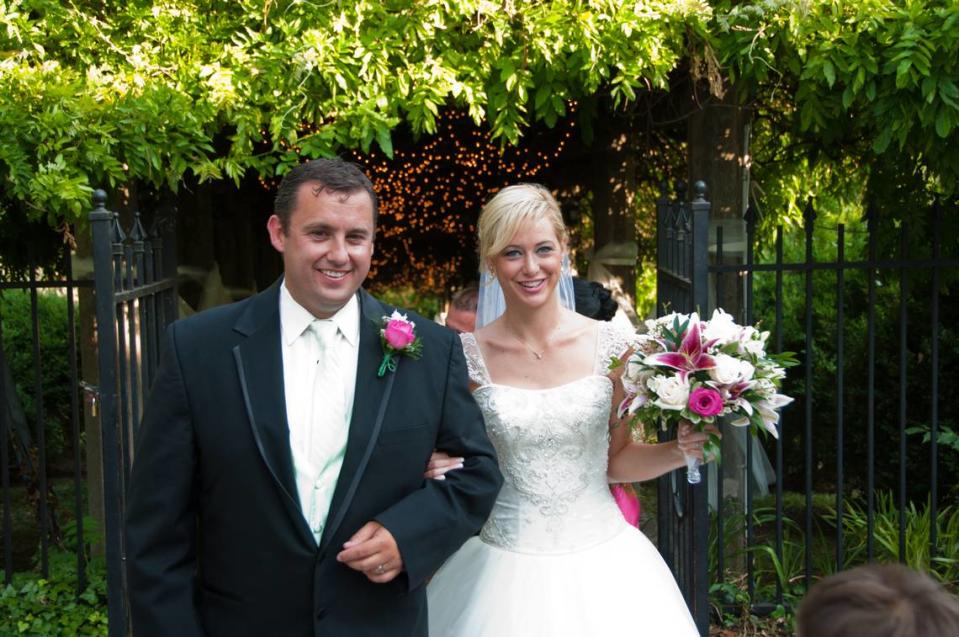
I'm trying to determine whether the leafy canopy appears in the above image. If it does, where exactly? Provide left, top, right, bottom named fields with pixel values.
left=3, top=0, right=959, bottom=228
left=0, top=0, right=702, bottom=223
left=710, top=0, right=959, bottom=202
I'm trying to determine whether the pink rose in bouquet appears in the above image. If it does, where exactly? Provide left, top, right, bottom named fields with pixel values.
left=689, top=387, right=724, bottom=418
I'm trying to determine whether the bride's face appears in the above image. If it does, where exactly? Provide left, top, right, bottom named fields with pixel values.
left=491, top=216, right=566, bottom=312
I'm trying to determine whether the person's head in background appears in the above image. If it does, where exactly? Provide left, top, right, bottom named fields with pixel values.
left=797, top=563, right=959, bottom=637
left=445, top=285, right=479, bottom=334
left=572, top=277, right=617, bottom=322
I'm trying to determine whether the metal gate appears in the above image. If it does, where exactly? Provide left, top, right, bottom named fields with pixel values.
left=655, top=180, right=958, bottom=634
left=655, top=180, right=711, bottom=635
left=90, top=190, right=178, bottom=637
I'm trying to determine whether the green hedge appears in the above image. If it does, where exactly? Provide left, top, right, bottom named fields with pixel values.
left=372, top=285, right=444, bottom=322
left=0, top=289, right=76, bottom=462
left=750, top=219, right=959, bottom=501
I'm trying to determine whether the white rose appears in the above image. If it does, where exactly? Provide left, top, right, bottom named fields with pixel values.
left=708, top=353, right=755, bottom=386
left=708, top=354, right=740, bottom=385
left=648, top=374, right=690, bottom=411
left=704, top=309, right=741, bottom=344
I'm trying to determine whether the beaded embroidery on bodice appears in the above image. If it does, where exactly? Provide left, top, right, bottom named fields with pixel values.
left=459, top=322, right=639, bottom=554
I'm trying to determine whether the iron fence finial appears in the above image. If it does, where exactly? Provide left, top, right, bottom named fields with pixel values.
left=130, top=212, right=146, bottom=244
left=693, top=181, right=707, bottom=202
left=111, top=212, right=126, bottom=244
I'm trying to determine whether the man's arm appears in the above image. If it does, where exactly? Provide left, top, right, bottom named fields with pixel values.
left=125, top=323, right=204, bottom=637
left=368, top=334, right=502, bottom=591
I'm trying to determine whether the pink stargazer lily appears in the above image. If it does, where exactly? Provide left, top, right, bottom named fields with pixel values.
left=645, top=318, right=717, bottom=379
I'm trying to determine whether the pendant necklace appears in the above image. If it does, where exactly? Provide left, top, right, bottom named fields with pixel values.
left=506, top=320, right=559, bottom=361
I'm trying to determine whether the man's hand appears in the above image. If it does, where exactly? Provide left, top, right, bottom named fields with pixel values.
left=424, top=449, right=464, bottom=480
left=336, top=521, right=404, bottom=583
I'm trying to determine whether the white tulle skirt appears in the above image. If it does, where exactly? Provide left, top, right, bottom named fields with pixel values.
left=426, top=522, right=698, bottom=636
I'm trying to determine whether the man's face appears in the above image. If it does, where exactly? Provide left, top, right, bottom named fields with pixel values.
left=445, top=306, right=476, bottom=334
left=267, top=183, right=374, bottom=318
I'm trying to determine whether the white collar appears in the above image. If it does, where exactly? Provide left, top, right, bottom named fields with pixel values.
left=279, top=281, right=359, bottom=347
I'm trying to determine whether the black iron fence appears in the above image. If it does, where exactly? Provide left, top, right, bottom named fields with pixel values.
left=656, top=181, right=959, bottom=634
left=90, top=190, right=178, bottom=636
left=0, top=239, right=89, bottom=587
left=655, top=181, right=711, bottom=634
left=0, top=191, right=177, bottom=636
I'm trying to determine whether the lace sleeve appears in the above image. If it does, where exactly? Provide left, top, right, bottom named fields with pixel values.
left=459, top=333, right=491, bottom=386
left=594, top=322, right=642, bottom=375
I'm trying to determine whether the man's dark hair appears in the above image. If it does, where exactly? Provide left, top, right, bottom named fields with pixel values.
left=273, top=158, right=378, bottom=231
left=573, top=277, right=617, bottom=322
left=450, top=285, right=479, bottom=313
left=797, top=563, right=959, bottom=637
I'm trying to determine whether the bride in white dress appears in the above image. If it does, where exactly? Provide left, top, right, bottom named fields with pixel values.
left=426, top=184, right=713, bottom=636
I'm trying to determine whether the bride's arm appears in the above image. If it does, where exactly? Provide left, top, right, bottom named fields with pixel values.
left=607, top=416, right=707, bottom=483
left=606, top=351, right=715, bottom=483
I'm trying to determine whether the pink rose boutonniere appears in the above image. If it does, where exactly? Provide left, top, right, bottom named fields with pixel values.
left=377, top=310, right=423, bottom=377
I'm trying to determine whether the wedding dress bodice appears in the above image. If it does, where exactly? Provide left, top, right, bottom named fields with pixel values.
left=460, top=323, right=637, bottom=554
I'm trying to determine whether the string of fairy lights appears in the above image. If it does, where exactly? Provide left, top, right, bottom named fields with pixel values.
left=349, top=108, right=579, bottom=291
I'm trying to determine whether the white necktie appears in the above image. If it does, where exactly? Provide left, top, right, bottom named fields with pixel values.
left=301, top=319, right=349, bottom=544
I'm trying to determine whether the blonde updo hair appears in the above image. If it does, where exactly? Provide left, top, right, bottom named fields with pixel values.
left=477, top=184, right=568, bottom=267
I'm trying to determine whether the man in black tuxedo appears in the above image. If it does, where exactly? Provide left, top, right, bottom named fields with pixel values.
left=125, top=159, right=502, bottom=637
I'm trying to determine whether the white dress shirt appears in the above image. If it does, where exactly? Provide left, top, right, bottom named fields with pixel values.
left=279, top=283, right=359, bottom=545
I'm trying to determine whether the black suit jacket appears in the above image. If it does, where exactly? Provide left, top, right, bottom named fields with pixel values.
left=125, top=283, right=502, bottom=637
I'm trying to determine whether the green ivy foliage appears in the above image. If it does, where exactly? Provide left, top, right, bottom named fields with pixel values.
left=0, top=552, right=108, bottom=636
left=0, top=0, right=703, bottom=223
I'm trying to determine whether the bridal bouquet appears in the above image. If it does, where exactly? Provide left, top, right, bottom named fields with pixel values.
left=616, top=309, right=797, bottom=484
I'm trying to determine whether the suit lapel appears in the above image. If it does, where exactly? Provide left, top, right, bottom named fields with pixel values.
left=232, top=281, right=315, bottom=547
left=319, top=290, right=396, bottom=553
